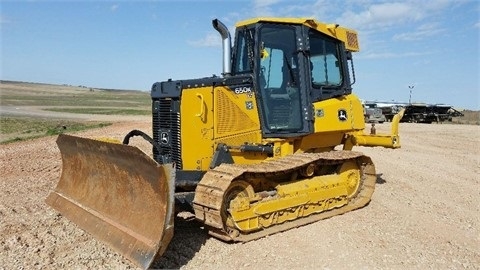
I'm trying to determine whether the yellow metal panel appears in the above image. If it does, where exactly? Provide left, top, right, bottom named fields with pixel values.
left=276, top=174, right=343, bottom=197
left=253, top=194, right=310, bottom=215
left=277, top=140, right=295, bottom=157
left=312, top=94, right=365, bottom=133
left=261, top=95, right=367, bottom=154
left=180, top=87, right=214, bottom=171
left=235, top=17, right=359, bottom=52
left=296, top=132, right=343, bottom=152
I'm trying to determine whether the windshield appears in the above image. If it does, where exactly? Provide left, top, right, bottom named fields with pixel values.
left=257, top=24, right=303, bottom=133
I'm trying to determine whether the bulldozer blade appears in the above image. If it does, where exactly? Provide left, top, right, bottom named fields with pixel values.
left=46, top=134, right=175, bottom=269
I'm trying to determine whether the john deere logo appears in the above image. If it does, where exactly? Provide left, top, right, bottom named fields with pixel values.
left=338, top=109, right=348, bottom=121
left=160, top=132, right=169, bottom=144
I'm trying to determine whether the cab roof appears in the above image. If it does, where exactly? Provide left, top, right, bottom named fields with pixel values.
left=235, top=17, right=359, bottom=52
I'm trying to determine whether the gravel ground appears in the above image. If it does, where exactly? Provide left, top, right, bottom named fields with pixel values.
left=1, top=119, right=479, bottom=270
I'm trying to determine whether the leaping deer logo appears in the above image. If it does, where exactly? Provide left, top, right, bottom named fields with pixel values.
left=338, top=109, right=348, bottom=121
left=161, top=132, right=169, bottom=144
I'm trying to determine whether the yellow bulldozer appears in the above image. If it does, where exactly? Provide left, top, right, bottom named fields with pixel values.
left=46, top=17, right=404, bottom=269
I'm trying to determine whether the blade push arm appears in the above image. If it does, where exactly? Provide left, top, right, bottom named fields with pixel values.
left=344, top=109, right=405, bottom=149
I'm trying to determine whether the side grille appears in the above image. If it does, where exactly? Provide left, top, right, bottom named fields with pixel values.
left=216, top=90, right=257, bottom=135
left=152, top=99, right=182, bottom=169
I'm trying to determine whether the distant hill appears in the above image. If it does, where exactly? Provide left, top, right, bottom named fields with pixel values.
left=0, top=80, right=147, bottom=93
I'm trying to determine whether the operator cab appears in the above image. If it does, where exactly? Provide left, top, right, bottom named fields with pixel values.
left=232, top=19, right=355, bottom=138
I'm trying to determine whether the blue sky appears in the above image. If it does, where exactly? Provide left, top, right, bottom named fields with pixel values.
left=1, top=0, right=479, bottom=109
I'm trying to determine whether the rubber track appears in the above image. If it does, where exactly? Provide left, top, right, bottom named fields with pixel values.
left=192, top=150, right=376, bottom=242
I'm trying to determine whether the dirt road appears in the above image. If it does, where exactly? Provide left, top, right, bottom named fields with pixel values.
left=1, top=120, right=479, bottom=269
left=0, top=105, right=146, bottom=122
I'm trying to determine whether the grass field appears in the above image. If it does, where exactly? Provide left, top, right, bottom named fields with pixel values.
left=0, top=80, right=150, bottom=143
left=44, top=107, right=150, bottom=115
left=0, top=80, right=150, bottom=107
left=0, top=117, right=111, bottom=144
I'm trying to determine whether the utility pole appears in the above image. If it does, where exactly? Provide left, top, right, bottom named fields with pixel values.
left=408, top=85, right=415, bottom=104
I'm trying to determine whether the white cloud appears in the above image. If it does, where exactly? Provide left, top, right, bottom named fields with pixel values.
left=253, top=0, right=281, bottom=9
left=393, top=22, right=446, bottom=41
left=336, top=2, right=423, bottom=31
left=188, top=32, right=221, bottom=47
left=242, top=0, right=471, bottom=33
left=358, top=50, right=433, bottom=59
left=249, top=0, right=341, bottom=21
left=281, top=1, right=462, bottom=32
left=110, top=4, right=119, bottom=12
left=241, top=0, right=470, bottom=54
left=475, top=22, right=480, bottom=28
left=252, top=0, right=283, bottom=17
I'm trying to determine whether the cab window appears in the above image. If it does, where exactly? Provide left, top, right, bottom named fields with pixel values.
left=309, top=32, right=343, bottom=87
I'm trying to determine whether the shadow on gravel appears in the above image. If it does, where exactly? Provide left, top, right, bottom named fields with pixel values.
left=150, top=213, right=208, bottom=269
left=376, top=173, right=387, bottom=184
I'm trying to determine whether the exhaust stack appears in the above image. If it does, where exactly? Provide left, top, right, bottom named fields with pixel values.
left=212, top=19, right=231, bottom=76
